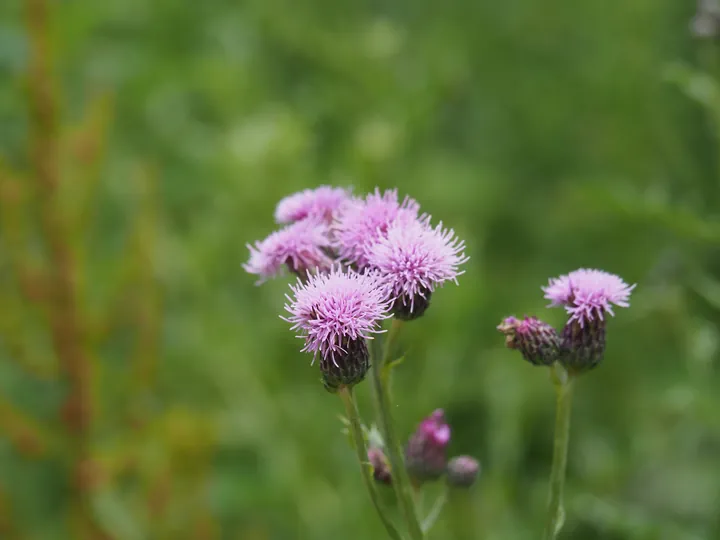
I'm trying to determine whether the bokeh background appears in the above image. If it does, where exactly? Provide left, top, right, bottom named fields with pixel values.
left=2, top=0, right=720, bottom=538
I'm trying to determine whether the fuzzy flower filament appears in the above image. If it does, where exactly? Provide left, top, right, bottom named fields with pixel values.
left=274, top=185, right=351, bottom=224
left=543, top=268, right=635, bottom=373
left=283, top=266, right=391, bottom=391
left=333, top=188, right=420, bottom=268
left=368, top=218, right=468, bottom=320
left=244, top=218, right=334, bottom=283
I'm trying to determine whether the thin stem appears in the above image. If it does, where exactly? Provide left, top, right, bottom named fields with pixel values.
left=421, top=486, right=448, bottom=534
left=543, top=365, right=574, bottom=540
left=371, top=319, right=424, bottom=540
left=338, top=386, right=404, bottom=540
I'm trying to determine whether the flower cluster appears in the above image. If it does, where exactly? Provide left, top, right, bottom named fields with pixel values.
left=245, top=186, right=468, bottom=390
left=370, top=410, right=480, bottom=488
left=498, top=268, right=635, bottom=374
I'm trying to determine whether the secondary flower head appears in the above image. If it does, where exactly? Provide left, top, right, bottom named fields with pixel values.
left=333, top=188, right=420, bottom=268
left=274, top=185, right=351, bottom=224
left=244, top=219, right=333, bottom=283
left=446, top=455, right=481, bottom=488
left=368, top=219, right=468, bottom=320
left=544, top=269, right=635, bottom=374
left=406, top=409, right=451, bottom=483
left=542, top=268, right=635, bottom=327
left=497, top=316, right=562, bottom=366
left=283, top=266, right=391, bottom=390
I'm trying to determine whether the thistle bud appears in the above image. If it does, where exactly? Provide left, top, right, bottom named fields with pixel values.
left=497, top=316, right=561, bottom=366
left=446, top=455, right=480, bottom=488
left=320, top=338, right=370, bottom=392
left=368, top=447, right=392, bottom=485
left=405, top=409, right=451, bottom=483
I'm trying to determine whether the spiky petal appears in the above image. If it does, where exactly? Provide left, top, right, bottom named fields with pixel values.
left=282, top=266, right=391, bottom=390
left=274, top=185, right=351, bottom=224
left=244, top=219, right=334, bottom=283
left=542, top=268, right=635, bottom=327
left=333, top=188, right=420, bottom=268
left=367, top=219, right=468, bottom=320
left=543, top=269, right=635, bottom=374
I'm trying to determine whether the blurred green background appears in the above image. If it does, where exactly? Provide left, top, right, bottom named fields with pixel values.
left=2, top=0, right=720, bottom=538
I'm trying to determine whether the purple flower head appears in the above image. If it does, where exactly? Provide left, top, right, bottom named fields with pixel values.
left=406, top=409, right=451, bottom=483
left=497, top=315, right=562, bottom=366
left=274, top=185, right=351, bottom=224
left=283, top=266, right=391, bottom=390
left=333, top=188, right=420, bottom=268
left=244, top=219, right=334, bottom=283
left=367, top=218, right=469, bottom=320
left=543, top=268, right=636, bottom=327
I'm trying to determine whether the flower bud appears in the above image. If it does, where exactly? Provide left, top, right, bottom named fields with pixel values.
left=446, top=455, right=480, bottom=488
left=368, top=447, right=392, bottom=485
left=405, top=409, right=451, bottom=483
left=497, top=316, right=561, bottom=366
left=559, top=318, right=606, bottom=374
left=320, top=338, right=370, bottom=392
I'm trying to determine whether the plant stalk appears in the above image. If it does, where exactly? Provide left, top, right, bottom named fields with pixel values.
left=371, top=319, right=424, bottom=540
left=339, top=386, right=403, bottom=540
left=543, top=365, right=574, bottom=540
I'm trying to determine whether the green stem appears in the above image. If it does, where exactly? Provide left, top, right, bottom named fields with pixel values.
left=543, top=365, right=574, bottom=540
left=371, top=319, right=424, bottom=540
left=339, top=386, right=404, bottom=540
left=421, top=486, right=448, bottom=534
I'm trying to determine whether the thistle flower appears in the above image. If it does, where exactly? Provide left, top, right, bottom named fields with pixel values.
left=405, top=409, right=451, bottom=483
left=244, top=219, right=334, bottom=283
left=497, top=316, right=561, bottom=366
left=446, top=455, right=481, bottom=488
left=333, top=188, right=420, bottom=268
left=367, top=219, right=468, bottom=320
left=283, top=266, right=391, bottom=391
left=274, top=185, right=351, bottom=224
left=368, top=447, right=392, bottom=485
left=543, top=268, right=635, bottom=373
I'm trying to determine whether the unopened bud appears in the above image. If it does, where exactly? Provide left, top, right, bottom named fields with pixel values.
left=405, top=409, right=450, bottom=483
left=446, top=455, right=480, bottom=488
left=497, top=316, right=561, bottom=366
left=368, top=447, right=392, bottom=485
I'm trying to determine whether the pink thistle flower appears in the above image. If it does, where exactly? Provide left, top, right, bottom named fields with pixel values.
left=405, top=409, right=451, bottom=483
left=542, top=268, right=636, bottom=327
left=283, top=266, right=391, bottom=390
left=333, top=188, right=420, bottom=268
left=274, top=185, right=351, bottom=224
left=367, top=218, right=469, bottom=320
left=244, top=219, right=333, bottom=283
left=543, top=268, right=635, bottom=373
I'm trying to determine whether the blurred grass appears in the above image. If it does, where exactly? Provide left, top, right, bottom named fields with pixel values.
left=1, top=0, right=720, bottom=538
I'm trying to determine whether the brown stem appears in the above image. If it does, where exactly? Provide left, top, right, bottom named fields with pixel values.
left=25, top=1, right=106, bottom=538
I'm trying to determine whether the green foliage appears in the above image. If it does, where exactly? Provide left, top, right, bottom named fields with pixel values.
left=1, top=0, right=719, bottom=538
